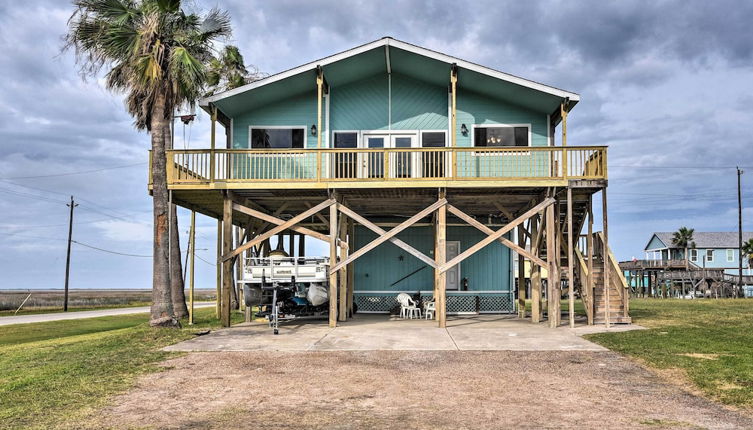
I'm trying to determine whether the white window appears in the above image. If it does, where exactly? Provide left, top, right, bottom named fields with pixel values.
left=690, top=249, right=698, bottom=261
left=706, top=249, right=714, bottom=263
left=249, top=126, right=306, bottom=149
left=473, top=124, right=530, bottom=147
left=727, top=249, right=735, bottom=262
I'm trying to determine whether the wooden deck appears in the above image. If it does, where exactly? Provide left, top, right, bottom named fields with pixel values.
left=156, top=146, right=607, bottom=190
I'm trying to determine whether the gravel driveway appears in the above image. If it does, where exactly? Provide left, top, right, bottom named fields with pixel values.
left=99, top=350, right=753, bottom=429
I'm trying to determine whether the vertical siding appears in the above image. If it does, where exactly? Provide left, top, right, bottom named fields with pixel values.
left=353, top=225, right=511, bottom=292
left=232, top=91, right=318, bottom=149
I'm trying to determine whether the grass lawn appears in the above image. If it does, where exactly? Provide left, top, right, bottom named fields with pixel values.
left=0, top=308, right=244, bottom=429
left=586, top=298, right=753, bottom=409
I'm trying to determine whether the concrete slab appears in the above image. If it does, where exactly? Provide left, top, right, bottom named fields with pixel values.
left=164, top=314, right=644, bottom=352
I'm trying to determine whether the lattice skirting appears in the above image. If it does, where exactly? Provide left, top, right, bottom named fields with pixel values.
left=354, top=292, right=515, bottom=314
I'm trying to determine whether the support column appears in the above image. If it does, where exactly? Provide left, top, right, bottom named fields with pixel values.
left=338, top=211, right=348, bottom=322
left=517, top=225, right=526, bottom=318
left=567, top=187, right=575, bottom=328
left=546, top=202, right=559, bottom=328
left=328, top=196, right=339, bottom=328
left=346, top=219, right=355, bottom=317
left=216, top=219, right=222, bottom=318
left=435, top=191, right=447, bottom=328
left=586, top=196, right=595, bottom=325
left=531, top=215, right=542, bottom=323
left=188, top=210, right=196, bottom=325
left=602, top=187, right=610, bottom=328
left=221, top=192, right=233, bottom=327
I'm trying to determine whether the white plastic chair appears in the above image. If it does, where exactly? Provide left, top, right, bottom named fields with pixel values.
left=423, top=299, right=435, bottom=320
left=397, top=293, right=421, bottom=319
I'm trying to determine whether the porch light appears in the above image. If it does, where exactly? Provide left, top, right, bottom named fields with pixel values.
left=461, top=124, right=468, bottom=135
left=311, top=124, right=317, bottom=136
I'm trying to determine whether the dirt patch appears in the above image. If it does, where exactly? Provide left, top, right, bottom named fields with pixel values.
left=678, top=353, right=721, bottom=360
left=95, top=351, right=753, bottom=429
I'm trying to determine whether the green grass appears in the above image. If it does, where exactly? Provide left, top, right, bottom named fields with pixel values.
left=0, top=308, right=244, bottom=429
left=586, top=298, right=753, bottom=408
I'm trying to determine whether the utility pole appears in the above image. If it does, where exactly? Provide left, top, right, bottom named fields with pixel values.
left=738, top=167, right=744, bottom=297
left=64, top=196, right=78, bottom=311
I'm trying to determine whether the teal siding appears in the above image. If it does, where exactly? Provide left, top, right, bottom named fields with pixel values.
left=330, top=74, right=389, bottom=132
left=645, top=235, right=667, bottom=251
left=390, top=74, right=448, bottom=130
left=455, top=90, right=548, bottom=147
left=353, top=226, right=511, bottom=292
left=232, top=91, right=318, bottom=149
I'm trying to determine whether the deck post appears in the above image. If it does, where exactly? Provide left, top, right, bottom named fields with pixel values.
left=209, top=106, right=216, bottom=181
left=450, top=65, right=458, bottom=178
left=587, top=195, right=595, bottom=325
left=188, top=210, right=196, bottom=325
left=216, top=218, right=222, bottom=318
left=329, top=193, right=339, bottom=328
left=567, top=187, right=575, bottom=328
left=517, top=224, right=526, bottom=318
left=435, top=190, right=447, bottom=328
left=602, top=187, right=611, bottom=328
left=221, top=191, right=233, bottom=327
left=546, top=200, right=558, bottom=328
left=338, top=209, right=348, bottom=322
left=530, top=214, right=542, bottom=323
left=346, top=219, right=355, bottom=317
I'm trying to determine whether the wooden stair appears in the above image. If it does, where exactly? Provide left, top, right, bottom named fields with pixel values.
left=591, top=259, right=631, bottom=324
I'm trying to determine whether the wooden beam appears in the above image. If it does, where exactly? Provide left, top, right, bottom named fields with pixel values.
left=546, top=201, right=558, bottom=328
left=316, top=69, right=323, bottom=149
left=328, top=193, right=338, bottom=328
left=517, top=225, right=526, bottom=318
left=335, top=204, right=438, bottom=271
left=602, top=187, right=611, bottom=328
left=446, top=205, right=547, bottom=268
left=439, top=198, right=555, bottom=273
left=303, top=200, right=331, bottom=228
left=221, top=199, right=335, bottom=262
left=567, top=187, right=575, bottom=328
left=346, top=219, right=355, bottom=317
left=330, top=199, right=447, bottom=273
left=231, top=202, right=341, bottom=247
left=493, top=202, right=515, bottom=221
left=530, top=215, right=542, bottom=323
left=436, top=190, right=447, bottom=328
left=221, top=193, right=233, bottom=327
left=338, top=210, right=348, bottom=322
left=215, top=219, right=221, bottom=318
left=587, top=195, right=594, bottom=325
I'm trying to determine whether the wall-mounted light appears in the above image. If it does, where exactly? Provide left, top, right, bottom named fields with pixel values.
left=460, top=123, right=468, bottom=136
left=311, top=124, right=317, bottom=136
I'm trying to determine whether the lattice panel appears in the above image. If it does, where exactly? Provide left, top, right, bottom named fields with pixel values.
left=479, top=295, right=515, bottom=313
left=446, top=295, right=477, bottom=313
left=355, top=294, right=398, bottom=312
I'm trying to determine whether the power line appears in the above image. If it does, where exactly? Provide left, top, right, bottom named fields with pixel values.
left=71, top=240, right=152, bottom=258
left=0, top=162, right=145, bottom=180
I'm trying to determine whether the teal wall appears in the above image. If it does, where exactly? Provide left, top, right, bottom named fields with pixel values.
left=330, top=74, right=388, bottom=132
left=231, top=91, right=319, bottom=149
left=353, top=225, right=512, bottom=292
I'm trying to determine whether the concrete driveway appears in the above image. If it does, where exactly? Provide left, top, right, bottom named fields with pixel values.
left=165, top=314, right=641, bottom=352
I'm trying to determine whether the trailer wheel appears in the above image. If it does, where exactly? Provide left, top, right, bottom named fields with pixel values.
left=273, top=329, right=279, bottom=335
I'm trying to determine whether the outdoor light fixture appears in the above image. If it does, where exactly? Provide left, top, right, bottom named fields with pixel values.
left=461, top=123, right=468, bottom=135
left=310, top=124, right=317, bottom=136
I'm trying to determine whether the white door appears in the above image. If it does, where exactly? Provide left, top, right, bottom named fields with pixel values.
left=362, top=134, right=388, bottom=178
left=446, top=241, right=461, bottom=290
left=390, top=134, right=418, bottom=178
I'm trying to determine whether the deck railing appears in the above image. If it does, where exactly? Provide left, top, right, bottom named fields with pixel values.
left=161, top=146, right=607, bottom=186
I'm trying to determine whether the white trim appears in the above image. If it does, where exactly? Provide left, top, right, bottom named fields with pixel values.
left=727, top=249, right=735, bottom=262
left=248, top=125, right=307, bottom=149
left=445, top=240, right=461, bottom=290
left=384, top=44, right=391, bottom=74
left=546, top=114, right=551, bottom=147
left=201, top=37, right=580, bottom=106
left=706, top=249, right=715, bottom=263
left=447, top=89, right=452, bottom=141
left=690, top=249, right=698, bottom=262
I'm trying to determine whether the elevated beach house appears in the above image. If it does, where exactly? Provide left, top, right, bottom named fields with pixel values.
left=156, top=37, right=629, bottom=328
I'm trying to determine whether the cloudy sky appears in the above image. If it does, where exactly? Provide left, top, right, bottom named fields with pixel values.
left=1, top=0, right=752, bottom=290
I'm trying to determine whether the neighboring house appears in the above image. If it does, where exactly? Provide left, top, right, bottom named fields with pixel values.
left=160, top=37, right=625, bottom=328
left=644, top=232, right=753, bottom=275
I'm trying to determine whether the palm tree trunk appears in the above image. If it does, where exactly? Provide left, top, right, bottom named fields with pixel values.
left=170, top=203, right=189, bottom=318
left=165, top=127, right=188, bottom=319
left=149, top=88, right=179, bottom=327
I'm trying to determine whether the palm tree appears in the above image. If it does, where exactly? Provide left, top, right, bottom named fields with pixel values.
left=672, top=227, right=696, bottom=270
left=742, top=238, right=753, bottom=269
left=66, top=0, right=233, bottom=326
left=205, top=45, right=263, bottom=95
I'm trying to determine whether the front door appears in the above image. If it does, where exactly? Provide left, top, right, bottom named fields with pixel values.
left=446, top=241, right=461, bottom=290
left=390, top=134, right=418, bottom=178
left=362, top=134, right=388, bottom=178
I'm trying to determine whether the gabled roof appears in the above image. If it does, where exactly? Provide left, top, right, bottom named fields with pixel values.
left=201, top=37, right=579, bottom=117
left=646, top=232, right=753, bottom=250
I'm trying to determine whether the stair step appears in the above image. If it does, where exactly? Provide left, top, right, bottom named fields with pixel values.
left=593, top=316, right=632, bottom=324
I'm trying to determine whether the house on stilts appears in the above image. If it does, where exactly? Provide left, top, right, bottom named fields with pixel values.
left=155, top=37, right=630, bottom=328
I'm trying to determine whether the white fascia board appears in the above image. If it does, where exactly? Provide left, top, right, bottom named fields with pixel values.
left=201, top=37, right=580, bottom=107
